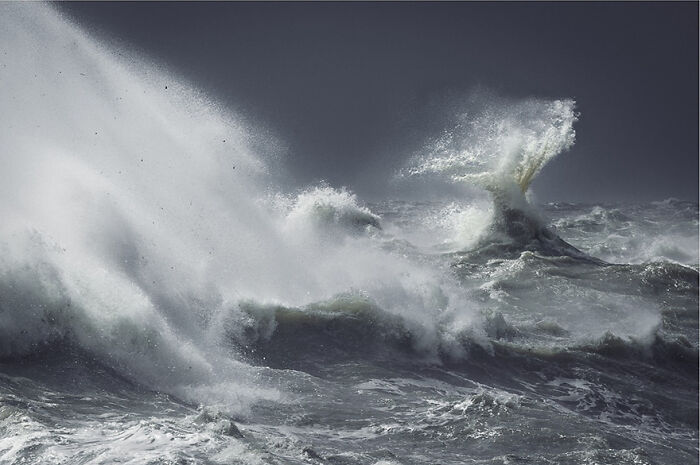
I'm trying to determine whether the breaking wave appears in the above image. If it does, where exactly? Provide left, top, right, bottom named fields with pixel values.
left=1, top=6, right=697, bottom=464
left=403, top=96, right=577, bottom=196
left=0, top=4, right=483, bottom=412
left=401, top=96, right=591, bottom=260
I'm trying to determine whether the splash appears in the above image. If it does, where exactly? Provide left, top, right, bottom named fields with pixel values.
left=0, top=4, right=482, bottom=410
left=278, top=185, right=381, bottom=237
left=398, top=96, right=583, bottom=257
left=404, top=97, right=578, bottom=199
left=0, top=3, right=285, bottom=412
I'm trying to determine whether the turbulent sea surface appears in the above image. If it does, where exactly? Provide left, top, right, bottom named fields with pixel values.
left=1, top=5, right=698, bottom=465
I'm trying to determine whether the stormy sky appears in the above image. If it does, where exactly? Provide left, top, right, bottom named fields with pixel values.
left=58, top=2, right=698, bottom=203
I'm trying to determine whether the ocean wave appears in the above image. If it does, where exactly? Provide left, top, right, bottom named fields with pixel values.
left=0, top=237, right=277, bottom=415
left=0, top=4, right=485, bottom=412
left=214, top=283, right=695, bottom=370
left=549, top=202, right=699, bottom=266
left=401, top=96, right=577, bottom=196
left=221, top=293, right=490, bottom=365
left=579, top=332, right=698, bottom=366
left=456, top=206, right=602, bottom=263
left=290, top=186, right=380, bottom=230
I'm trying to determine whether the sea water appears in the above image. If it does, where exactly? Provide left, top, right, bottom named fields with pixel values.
left=0, top=5, right=697, bottom=465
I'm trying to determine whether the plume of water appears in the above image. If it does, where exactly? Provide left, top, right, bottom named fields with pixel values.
left=0, top=4, right=482, bottom=409
left=404, top=97, right=578, bottom=201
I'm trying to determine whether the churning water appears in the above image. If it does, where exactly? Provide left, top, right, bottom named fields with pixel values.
left=0, top=5, right=697, bottom=465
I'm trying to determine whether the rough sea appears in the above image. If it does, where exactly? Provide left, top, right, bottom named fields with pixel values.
left=1, top=5, right=698, bottom=465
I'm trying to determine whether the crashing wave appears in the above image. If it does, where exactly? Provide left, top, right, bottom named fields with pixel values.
left=402, top=97, right=589, bottom=260
left=579, top=332, right=698, bottom=367
left=404, top=98, right=577, bottom=195
left=219, top=292, right=492, bottom=364
left=279, top=185, right=381, bottom=236
left=0, top=4, right=484, bottom=411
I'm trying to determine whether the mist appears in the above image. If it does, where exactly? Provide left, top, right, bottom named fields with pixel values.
left=56, top=2, right=699, bottom=203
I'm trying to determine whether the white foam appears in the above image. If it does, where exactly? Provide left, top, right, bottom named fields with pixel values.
left=0, top=4, right=484, bottom=409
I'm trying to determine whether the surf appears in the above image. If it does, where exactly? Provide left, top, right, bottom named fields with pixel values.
left=0, top=3, right=487, bottom=411
left=400, top=95, right=606, bottom=262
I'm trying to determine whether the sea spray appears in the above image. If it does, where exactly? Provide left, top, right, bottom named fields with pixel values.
left=399, top=96, right=582, bottom=257
left=1, top=6, right=697, bottom=465
left=0, top=4, right=484, bottom=411
left=402, top=97, right=578, bottom=199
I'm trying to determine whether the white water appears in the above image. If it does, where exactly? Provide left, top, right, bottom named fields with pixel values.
left=402, top=95, right=578, bottom=209
left=0, top=4, right=482, bottom=411
left=2, top=7, right=697, bottom=465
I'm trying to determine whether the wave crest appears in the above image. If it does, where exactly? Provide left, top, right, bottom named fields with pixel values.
left=403, top=97, right=577, bottom=195
left=280, top=186, right=381, bottom=237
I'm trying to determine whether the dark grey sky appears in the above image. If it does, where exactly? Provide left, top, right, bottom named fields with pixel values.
left=59, top=2, right=698, bottom=202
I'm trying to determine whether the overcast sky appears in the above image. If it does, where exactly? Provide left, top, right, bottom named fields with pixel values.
left=59, top=2, right=698, bottom=202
